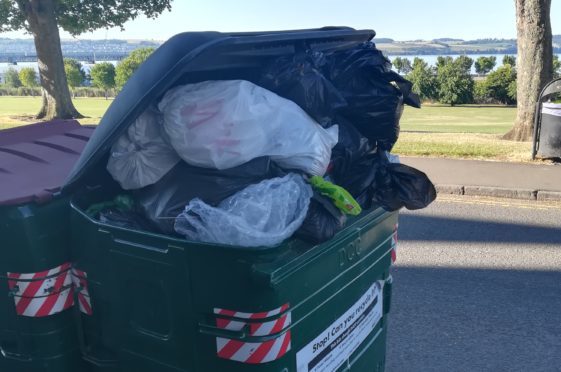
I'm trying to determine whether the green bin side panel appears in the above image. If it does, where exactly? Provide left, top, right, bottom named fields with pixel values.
left=0, top=200, right=87, bottom=371
left=70, top=188, right=397, bottom=372
left=0, top=200, right=72, bottom=273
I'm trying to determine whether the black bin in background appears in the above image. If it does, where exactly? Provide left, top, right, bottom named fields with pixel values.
left=532, top=78, right=561, bottom=159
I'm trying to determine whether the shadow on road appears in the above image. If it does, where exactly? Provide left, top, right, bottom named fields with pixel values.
left=398, top=214, right=561, bottom=245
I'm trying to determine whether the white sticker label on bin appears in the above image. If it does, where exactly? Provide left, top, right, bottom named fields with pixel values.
left=296, top=282, right=383, bottom=372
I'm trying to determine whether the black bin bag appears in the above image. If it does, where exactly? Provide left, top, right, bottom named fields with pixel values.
left=374, top=163, right=436, bottom=212
left=329, top=119, right=374, bottom=181
left=260, top=52, right=347, bottom=126
left=135, top=157, right=284, bottom=234
left=333, top=152, right=387, bottom=209
left=296, top=192, right=347, bottom=244
left=332, top=149, right=436, bottom=212
left=320, top=42, right=421, bottom=150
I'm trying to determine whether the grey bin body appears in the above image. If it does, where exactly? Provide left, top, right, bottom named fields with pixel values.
left=532, top=78, right=561, bottom=160
left=537, top=103, right=561, bottom=158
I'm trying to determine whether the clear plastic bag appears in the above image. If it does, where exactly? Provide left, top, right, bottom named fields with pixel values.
left=135, top=157, right=284, bottom=234
left=174, top=173, right=313, bottom=248
left=158, top=80, right=338, bottom=175
left=107, top=109, right=180, bottom=190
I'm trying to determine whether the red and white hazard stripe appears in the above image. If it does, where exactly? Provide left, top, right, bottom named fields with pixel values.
left=213, top=303, right=291, bottom=364
left=7, top=262, right=74, bottom=317
left=71, top=267, right=93, bottom=316
left=391, top=223, right=399, bottom=263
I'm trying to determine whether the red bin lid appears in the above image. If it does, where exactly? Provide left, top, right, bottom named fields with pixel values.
left=0, top=120, right=95, bottom=206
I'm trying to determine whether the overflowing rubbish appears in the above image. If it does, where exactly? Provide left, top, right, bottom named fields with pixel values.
left=174, top=174, right=313, bottom=247
left=309, top=176, right=361, bottom=216
left=159, top=80, right=338, bottom=176
left=261, top=42, right=420, bottom=151
left=296, top=192, right=347, bottom=244
left=136, top=157, right=284, bottom=234
left=260, top=52, right=347, bottom=126
left=91, top=40, right=435, bottom=248
left=329, top=120, right=374, bottom=181
left=107, top=109, right=180, bottom=190
left=333, top=152, right=386, bottom=209
left=320, top=43, right=421, bottom=151
left=86, top=195, right=135, bottom=217
left=374, top=164, right=437, bottom=211
left=86, top=195, right=155, bottom=231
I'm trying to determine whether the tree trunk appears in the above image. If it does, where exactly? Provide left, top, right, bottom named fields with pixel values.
left=504, top=0, right=552, bottom=141
left=17, top=0, right=83, bottom=120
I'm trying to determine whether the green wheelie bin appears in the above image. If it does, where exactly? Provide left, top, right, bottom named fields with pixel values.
left=0, top=120, right=94, bottom=372
left=63, top=28, right=399, bottom=372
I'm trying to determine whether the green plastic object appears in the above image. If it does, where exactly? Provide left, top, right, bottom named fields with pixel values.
left=85, top=194, right=135, bottom=217
left=0, top=198, right=88, bottom=372
left=309, top=175, right=362, bottom=216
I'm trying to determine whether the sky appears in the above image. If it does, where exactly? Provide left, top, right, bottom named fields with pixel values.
left=2, top=0, right=560, bottom=41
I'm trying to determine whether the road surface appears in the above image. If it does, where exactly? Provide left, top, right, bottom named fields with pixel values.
left=386, top=195, right=561, bottom=372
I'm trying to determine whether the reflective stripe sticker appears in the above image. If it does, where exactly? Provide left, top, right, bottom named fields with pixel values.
left=6, top=264, right=93, bottom=317
left=71, top=267, right=93, bottom=315
left=213, top=303, right=291, bottom=364
left=7, top=263, right=74, bottom=317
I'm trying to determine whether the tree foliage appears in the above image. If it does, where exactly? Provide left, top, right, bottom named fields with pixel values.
left=456, top=55, right=474, bottom=73
left=3, top=67, right=22, bottom=87
left=554, top=55, right=561, bottom=78
left=479, top=65, right=517, bottom=104
left=1, top=1, right=172, bottom=35
left=115, top=47, right=155, bottom=88
left=436, top=56, right=453, bottom=69
left=18, top=67, right=38, bottom=87
left=90, top=62, right=116, bottom=98
left=502, top=55, right=516, bottom=67
left=474, top=56, right=497, bottom=75
left=392, top=57, right=412, bottom=74
left=0, top=0, right=171, bottom=120
left=436, top=57, right=474, bottom=105
left=507, top=80, right=517, bottom=102
left=63, top=58, right=85, bottom=88
left=474, top=80, right=491, bottom=103
left=406, top=58, right=438, bottom=101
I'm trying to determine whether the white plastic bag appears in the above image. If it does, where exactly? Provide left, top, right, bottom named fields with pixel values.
left=174, top=173, right=313, bottom=248
left=159, top=80, right=338, bottom=175
left=542, top=102, right=561, bottom=117
left=107, top=109, right=180, bottom=190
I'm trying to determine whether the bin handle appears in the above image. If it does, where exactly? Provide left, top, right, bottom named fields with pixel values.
left=198, top=322, right=290, bottom=342
left=198, top=322, right=249, bottom=339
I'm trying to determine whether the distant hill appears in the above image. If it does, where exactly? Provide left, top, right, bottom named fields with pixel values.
left=1, top=35, right=560, bottom=59
left=376, top=35, right=561, bottom=55
left=372, top=37, right=394, bottom=44
left=432, top=38, right=464, bottom=43
left=0, top=38, right=162, bottom=56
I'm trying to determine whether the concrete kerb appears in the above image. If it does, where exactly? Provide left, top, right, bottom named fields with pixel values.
left=536, top=191, right=561, bottom=202
left=435, top=184, right=561, bottom=202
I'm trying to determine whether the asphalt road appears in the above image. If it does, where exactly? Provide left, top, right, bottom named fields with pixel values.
left=386, top=195, right=561, bottom=372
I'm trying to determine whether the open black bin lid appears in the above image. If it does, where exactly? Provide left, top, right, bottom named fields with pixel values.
left=63, top=27, right=376, bottom=191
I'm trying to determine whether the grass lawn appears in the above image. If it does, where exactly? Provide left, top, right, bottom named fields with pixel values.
left=396, top=104, right=532, bottom=161
left=400, top=104, right=516, bottom=134
left=0, top=96, right=531, bottom=161
left=0, top=96, right=111, bottom=130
